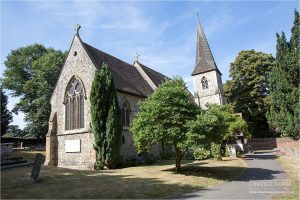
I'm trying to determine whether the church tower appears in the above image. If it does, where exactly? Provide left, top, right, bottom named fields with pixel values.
left=192, top=17, right=225, bottom=108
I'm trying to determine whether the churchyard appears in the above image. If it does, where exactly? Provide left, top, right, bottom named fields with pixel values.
left=1, top=149, right=246, bottom=199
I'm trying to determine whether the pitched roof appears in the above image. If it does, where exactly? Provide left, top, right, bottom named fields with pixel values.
left=82, top=42, right=167, bottom=97
left=192, top=19, right=221, bottom=76
left=138, top=63, right=168, bottom=87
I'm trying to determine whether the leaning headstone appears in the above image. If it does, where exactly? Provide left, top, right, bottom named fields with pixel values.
left=31, top=153, right=43, bottom=183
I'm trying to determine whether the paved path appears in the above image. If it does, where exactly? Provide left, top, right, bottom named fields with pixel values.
left=172, top=152, right=288, bottom=200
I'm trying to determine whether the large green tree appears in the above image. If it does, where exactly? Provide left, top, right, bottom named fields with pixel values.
left=267, top=10, right=300, bottom=138
left=2, top=44, right=66, bottom=138
left=131, top=77, right=198, bottom=172
left=1, top=89, right=13, bottom=136
left=90, top=63, right=122, bottom=169
left=187, top=104, right=248, bottom=147
left=224, top=50, right=275, bottom=137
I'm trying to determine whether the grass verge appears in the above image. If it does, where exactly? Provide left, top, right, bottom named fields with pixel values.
left=273, top=156, right=300, bottom=200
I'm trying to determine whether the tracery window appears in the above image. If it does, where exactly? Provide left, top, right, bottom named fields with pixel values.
left=201, top=76, right=209, bottom=90
left=65, top=78, right=85, bottom=130
left=121, top=101, right=130, bottom=128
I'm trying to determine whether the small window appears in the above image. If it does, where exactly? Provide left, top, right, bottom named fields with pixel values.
left=201, top=76, right=209, bottom=90
left=121, top=101, right=130, bottom=128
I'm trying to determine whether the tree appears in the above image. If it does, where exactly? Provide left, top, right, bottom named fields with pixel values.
left=2, top=44, right=66, bottom=138
left=187, top=104, right=248, bottom=147
left=224, top=50, right=275, bottom=137
left=3, top=125, right=23, bottom=138
left=1, top=89, right=13, bottom=136
left=131, top=77, right=198, bottom=172
left=90, top=63, right=122, bottom=169
left=267, top=10, right=300, bottom=138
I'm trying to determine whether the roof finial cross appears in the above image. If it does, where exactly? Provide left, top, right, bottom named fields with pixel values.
left=74, top=24, right=81, bottom=35
left=134, top=52, right=140, bottom=62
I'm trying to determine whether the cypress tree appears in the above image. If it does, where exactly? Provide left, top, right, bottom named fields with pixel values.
left=267, top=10, right=300, bottom=138
left=90, top=63, right=122, bottom=169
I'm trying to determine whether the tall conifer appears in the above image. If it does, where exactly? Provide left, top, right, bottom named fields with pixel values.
left=267, top=10, right=300, bottom=138
left=90, top=63, right=122, bottom=169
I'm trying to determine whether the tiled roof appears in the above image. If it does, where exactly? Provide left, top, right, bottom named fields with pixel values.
left=192, top=20, right=221, bottom=76
left=82, top=42, right=167, bottom=97
left=138, top=63, right=168, bottom=87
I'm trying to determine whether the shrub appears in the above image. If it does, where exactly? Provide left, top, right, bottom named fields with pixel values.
left=193, top=147, right=210, bottom=160
left=94, top=161, right=104, bottom=170
left=210, top=143, right=222, bottom=160
left=220, top=145, right=231, bottom=157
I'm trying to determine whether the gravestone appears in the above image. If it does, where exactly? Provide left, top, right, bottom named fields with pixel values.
left=229, top=145, right=237, bottom=158
left=31, top=153, right=43, bottom=183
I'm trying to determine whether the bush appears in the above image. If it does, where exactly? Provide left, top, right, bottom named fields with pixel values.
left=220, top=145, right=231, bottom=157
left=193, top=147, right=210, bottom=160
left=94, top=161, right=104, bottom=170
left=210, top=143, right=222, bottom=160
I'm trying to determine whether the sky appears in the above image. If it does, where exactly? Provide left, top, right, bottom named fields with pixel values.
left=1, top=0, right=298, bottom=129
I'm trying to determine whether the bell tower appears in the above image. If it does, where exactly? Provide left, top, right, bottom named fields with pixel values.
left=192, top=17, right=225, bottom=108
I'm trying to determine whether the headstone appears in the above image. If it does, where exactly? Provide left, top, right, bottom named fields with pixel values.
left=31, top=153, right=43, bottom=183
left=229, top=145, right=236, bottom=158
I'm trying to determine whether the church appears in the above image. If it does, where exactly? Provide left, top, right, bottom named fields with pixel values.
left=45, top=19, right=225, bottom=169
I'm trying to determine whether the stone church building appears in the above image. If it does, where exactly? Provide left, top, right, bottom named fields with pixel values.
left=45, top=19, right=224, bottom=169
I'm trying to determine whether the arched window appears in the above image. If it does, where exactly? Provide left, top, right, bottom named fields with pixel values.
left=121, top=101, right=130, bottom=128
left=65, top=78, right=85, bottom=130
left=201, top=76, right=209, bottom=90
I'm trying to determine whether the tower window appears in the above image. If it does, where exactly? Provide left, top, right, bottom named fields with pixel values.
left=201, top=76, right=209, bottom=90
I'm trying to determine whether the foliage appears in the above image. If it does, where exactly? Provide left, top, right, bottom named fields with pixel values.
left=90, top=63, right=122, bottom=169
left=187, top=104, right=249, bottom=146
left=1, top=89, right=13, bottom=136
left=210, top=143, right=222, bottom=160
left=224, top=50, right=275, bottom=137
left=267, top=10, right=300, bottom=138
left=193, top=146, right=210, bottom=160
left=2, top=44, right=66, bottom=138
left=221, top=145, right=230, bottom=157
left=2, top=125, right=23, bottom=138
left=131, top=77, right=198, bottom=172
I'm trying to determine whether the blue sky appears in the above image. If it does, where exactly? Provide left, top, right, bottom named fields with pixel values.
left=1, top=0, right=298, bottom=129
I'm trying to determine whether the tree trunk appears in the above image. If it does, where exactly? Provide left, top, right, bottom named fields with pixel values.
left=175, top=147, right=182, bottom=173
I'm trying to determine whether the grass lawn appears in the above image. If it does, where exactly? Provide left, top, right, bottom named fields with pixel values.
left=273, top=156, right=300, bottom=200
left=2, top=150, right=246, bottom=199
left=11, top=149, right=46, bottom=161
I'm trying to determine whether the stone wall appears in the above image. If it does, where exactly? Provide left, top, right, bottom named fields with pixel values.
left=276, top=138, right=300, bottom=158
left=57, top=132, right=95, bottom=169
left=247, top=137, right=300, bottom=158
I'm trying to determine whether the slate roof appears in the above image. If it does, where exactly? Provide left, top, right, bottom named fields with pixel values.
left=138, top=63, right=168, bottom=87
left=82, top=42, right=167, bottom=97
left=192, top=20, right=222, bottom=76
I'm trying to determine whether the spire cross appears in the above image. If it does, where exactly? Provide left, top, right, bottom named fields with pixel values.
left=196, top=10, right=201, bottom=24
left=134, top=52, right=140, bottom=62
left=74, top=24, right=81, bottom=35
